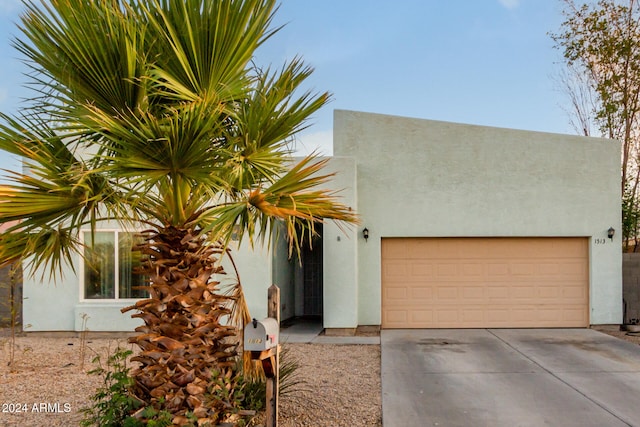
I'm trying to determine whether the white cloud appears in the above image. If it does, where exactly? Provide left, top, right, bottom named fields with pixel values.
left=498, top=0, right=520, bottom=10
left=292, top=130, right=333, bottom=157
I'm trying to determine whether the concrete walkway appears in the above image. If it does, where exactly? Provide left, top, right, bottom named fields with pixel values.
left=382, top=328, right=640, bottom=427
left=280, top=320, right=380, bottom=344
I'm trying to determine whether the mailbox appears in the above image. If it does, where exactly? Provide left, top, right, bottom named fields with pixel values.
left=244, top=317, right=279, bottom=351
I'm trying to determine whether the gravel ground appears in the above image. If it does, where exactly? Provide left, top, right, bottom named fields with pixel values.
left=0, top=331, right=381, bottom=427
left=2, top=326, right=634, bottom=427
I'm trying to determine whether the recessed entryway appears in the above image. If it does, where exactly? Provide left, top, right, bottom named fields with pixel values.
left=300, top=223, right=323, bottom=317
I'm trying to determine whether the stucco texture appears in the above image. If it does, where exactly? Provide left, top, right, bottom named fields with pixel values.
left=21, top=110, right=623, bottom=331
left=333, top=109, right=621, bottom=326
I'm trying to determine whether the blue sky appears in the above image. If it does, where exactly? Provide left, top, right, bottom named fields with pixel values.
left=0, top=0, right=569, bottom=173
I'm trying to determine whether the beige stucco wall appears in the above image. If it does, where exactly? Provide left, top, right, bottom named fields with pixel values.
left=333, top=109, right=622, bottom=326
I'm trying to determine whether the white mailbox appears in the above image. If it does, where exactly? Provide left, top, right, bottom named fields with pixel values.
left=244, top=317, right=279, bottom=351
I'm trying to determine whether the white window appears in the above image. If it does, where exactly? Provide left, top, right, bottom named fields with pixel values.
left=82, top=231, right=148, bottom=300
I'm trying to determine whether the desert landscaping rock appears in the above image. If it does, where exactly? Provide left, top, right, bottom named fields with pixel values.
left=0, top=333, right=381, bottom=427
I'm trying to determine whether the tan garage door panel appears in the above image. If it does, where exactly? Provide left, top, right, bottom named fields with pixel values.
left=381, top=237, right=589, bottom=328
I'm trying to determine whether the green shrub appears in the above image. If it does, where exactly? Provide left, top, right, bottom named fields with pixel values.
left=81, top=344, right=302, bottom=426
left=80, top=348, right=143, bottom=427
left=241, top=344, right=305, bottom=411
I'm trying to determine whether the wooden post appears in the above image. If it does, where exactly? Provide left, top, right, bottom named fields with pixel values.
left=268, top=284, right=280, bottom=323
left=266, top=285, right=280, bottom=427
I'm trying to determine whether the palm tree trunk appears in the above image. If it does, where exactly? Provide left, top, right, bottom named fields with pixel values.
left=122, top=226, right=240, bottom=425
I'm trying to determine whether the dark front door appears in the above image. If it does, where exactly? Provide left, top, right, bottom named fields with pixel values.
left=302, top=224, right=323, bottom=317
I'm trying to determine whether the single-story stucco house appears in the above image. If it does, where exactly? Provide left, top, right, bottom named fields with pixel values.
left=22, top=110, right=622, bottom=332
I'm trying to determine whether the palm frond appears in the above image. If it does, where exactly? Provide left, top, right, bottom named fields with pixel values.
left=0, top=223, right=79, bottom=280
left=239, top=58, right=331, bottom=152
left=142, top=0, right=279, bottom=105
left=200, top=155, right=358, bottom=253
left=221, top=58, right=331, bottom=191
left=87, top=103, right=228, bottom=184
left=16, top=0, right=146, bottom=116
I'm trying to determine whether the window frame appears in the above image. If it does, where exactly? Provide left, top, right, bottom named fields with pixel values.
left=79, top=229, right=148, bottom=302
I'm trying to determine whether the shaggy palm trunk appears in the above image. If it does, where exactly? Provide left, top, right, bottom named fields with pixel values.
left=122, top=226, right=240, bottom=425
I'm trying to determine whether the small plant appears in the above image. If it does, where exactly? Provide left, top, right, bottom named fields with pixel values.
left=241, top=344, right=306, bottom=412
left=241, top=376, right=265, bottom=413
left=134, top=406, right=173, bottom=427
left=80, top=347, right=143, bottom=427
left=1, top=263, right=25, bottom=372
left=209, top=368, right=250, bottom=423
left=78, top=312, right=90, bottom=370
left=278, top=345, right=305, bottom=396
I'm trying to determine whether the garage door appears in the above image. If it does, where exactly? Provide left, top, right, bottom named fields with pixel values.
left=381, top=237, right=589, bottom=328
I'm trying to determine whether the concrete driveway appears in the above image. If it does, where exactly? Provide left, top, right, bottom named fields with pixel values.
left=382, top=329, right=640, bottom=427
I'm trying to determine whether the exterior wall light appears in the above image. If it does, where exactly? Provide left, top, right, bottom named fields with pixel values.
left=608, top=227, right=615, bottom=240
left=363, top=227, right=369, bottom=242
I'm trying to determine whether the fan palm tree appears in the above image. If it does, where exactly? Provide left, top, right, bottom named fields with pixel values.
left=0, top=0, right=356, bottom=424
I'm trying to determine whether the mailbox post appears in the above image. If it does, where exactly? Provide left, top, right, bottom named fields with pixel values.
left=244, top=285, right=280, bottom=427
